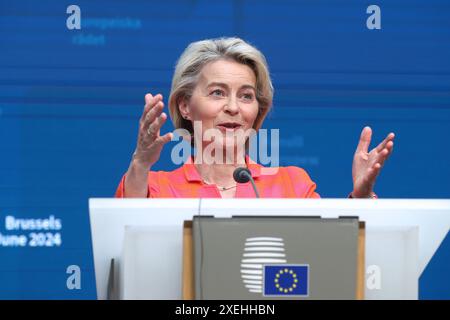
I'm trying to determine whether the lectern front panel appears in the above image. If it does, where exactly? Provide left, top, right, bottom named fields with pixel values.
left=193, top=217, right=360, bottom=300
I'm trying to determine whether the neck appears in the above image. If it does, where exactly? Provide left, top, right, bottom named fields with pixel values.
left=193, top=150, right=247, bottom=187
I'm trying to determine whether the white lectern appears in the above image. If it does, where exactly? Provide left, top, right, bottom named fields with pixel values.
left=89, top=198, right=450, bottom=300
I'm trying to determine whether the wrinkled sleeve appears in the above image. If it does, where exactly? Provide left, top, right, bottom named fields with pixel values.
left=285, top=166, right=321, bottom=198
left=115, top=174, right=129, bottom=198
left=114, top=172, right=159, bottom=198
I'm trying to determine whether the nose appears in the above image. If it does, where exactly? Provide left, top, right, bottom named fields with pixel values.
left=223, top=96, right=239, bottom=115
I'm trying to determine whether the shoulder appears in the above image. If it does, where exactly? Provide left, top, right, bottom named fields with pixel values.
left=257, top=164, right=319, bottom=198
left=281, top=166, right=319, bottom=198
left=148, top=165, right=185, bottom=182
left=283, top=166, right=314, bottom=183
left=257, top=164, right=312, bottom=181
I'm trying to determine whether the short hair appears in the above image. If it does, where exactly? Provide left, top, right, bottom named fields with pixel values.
left=168, top=37, right=274, bottom=135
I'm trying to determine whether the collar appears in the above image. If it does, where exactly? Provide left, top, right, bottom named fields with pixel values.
left=183, top=155, right=261, bottom=182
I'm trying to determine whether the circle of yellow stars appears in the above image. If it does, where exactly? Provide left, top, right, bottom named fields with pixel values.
left=274, top=268, right=299, bottom=293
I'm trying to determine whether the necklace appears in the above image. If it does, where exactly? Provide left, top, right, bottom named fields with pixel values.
left=202, top=179, right=237, bottom=191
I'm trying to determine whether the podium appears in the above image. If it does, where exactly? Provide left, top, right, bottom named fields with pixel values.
left=89, top=198, right=450, bottom=300
left=184, top=216, right=365, bottom=299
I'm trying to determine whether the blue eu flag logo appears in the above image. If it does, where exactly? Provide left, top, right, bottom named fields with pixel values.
left=263, top=264, right=309, bottom=296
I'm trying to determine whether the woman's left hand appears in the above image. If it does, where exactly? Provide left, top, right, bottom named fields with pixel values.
left=351, top=126, right=395, bottom=198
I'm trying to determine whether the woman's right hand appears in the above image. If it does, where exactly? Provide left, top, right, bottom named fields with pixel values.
left=124, top=93, right=172, bottom=197
left=132, top=93, right=173, bottom=169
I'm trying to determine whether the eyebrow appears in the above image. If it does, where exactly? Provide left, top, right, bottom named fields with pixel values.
left=206, top=82, right=256, bottom=91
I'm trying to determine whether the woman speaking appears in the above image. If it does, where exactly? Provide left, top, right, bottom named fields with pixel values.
left=115, top=37, right=394, bottom=199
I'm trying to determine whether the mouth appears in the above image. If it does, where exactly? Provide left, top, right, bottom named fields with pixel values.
left=216, top=122, right=243, bottom=131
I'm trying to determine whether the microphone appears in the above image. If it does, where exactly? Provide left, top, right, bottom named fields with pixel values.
left=233, top=167, right=260, bottom=198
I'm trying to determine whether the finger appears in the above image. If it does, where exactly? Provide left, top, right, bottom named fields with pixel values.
left=374, top=147, right=390, bottom=167
left=375, top=138, right=395, bottom=160
left=144, top=94, right=162, bottom=117
left=140, top=95, right=156, bottom=123
left=356, top=126, right=372, bottom=153
left=372, top=138, right=393, bottom=163
left=147, top=112, right=168, bottom=138
left=384, top=141, right=394, bottom=157
left=144, top=93, right=153, bottom=105
left=385, top=140, right=394, bottom=150
left=387, top=141, right=394, bottom=155
left=141, top=94, right=163, bottom=122
left=154, top=131, right=173, bottom=147
left=142, top=101, right=164, bottom=130
left=365, top=162, right=381, bottom=184
left=375, top=132, right=395, bottom=153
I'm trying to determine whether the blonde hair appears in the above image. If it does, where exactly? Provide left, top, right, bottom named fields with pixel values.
left=168, top=37, right=274, bottom=135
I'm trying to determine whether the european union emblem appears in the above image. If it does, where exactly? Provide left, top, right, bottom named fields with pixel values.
left=263, top=264, right=309, bottom=296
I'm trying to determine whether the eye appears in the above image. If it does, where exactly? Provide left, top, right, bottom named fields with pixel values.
left=241, top=92, right=254, bottom=101
left=210, top=89, right=225, bottom=97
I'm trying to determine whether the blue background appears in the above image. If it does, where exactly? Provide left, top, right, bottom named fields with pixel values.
left=0, top=0, right=449, bottom=299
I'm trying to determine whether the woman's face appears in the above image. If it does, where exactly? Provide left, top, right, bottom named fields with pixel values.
left=181, top=59, right=259, bottom=157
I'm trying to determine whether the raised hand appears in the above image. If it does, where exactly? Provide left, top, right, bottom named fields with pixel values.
left=133, top=93, right=173, bottom=168
left=352, top=126, right=395, bottom=198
